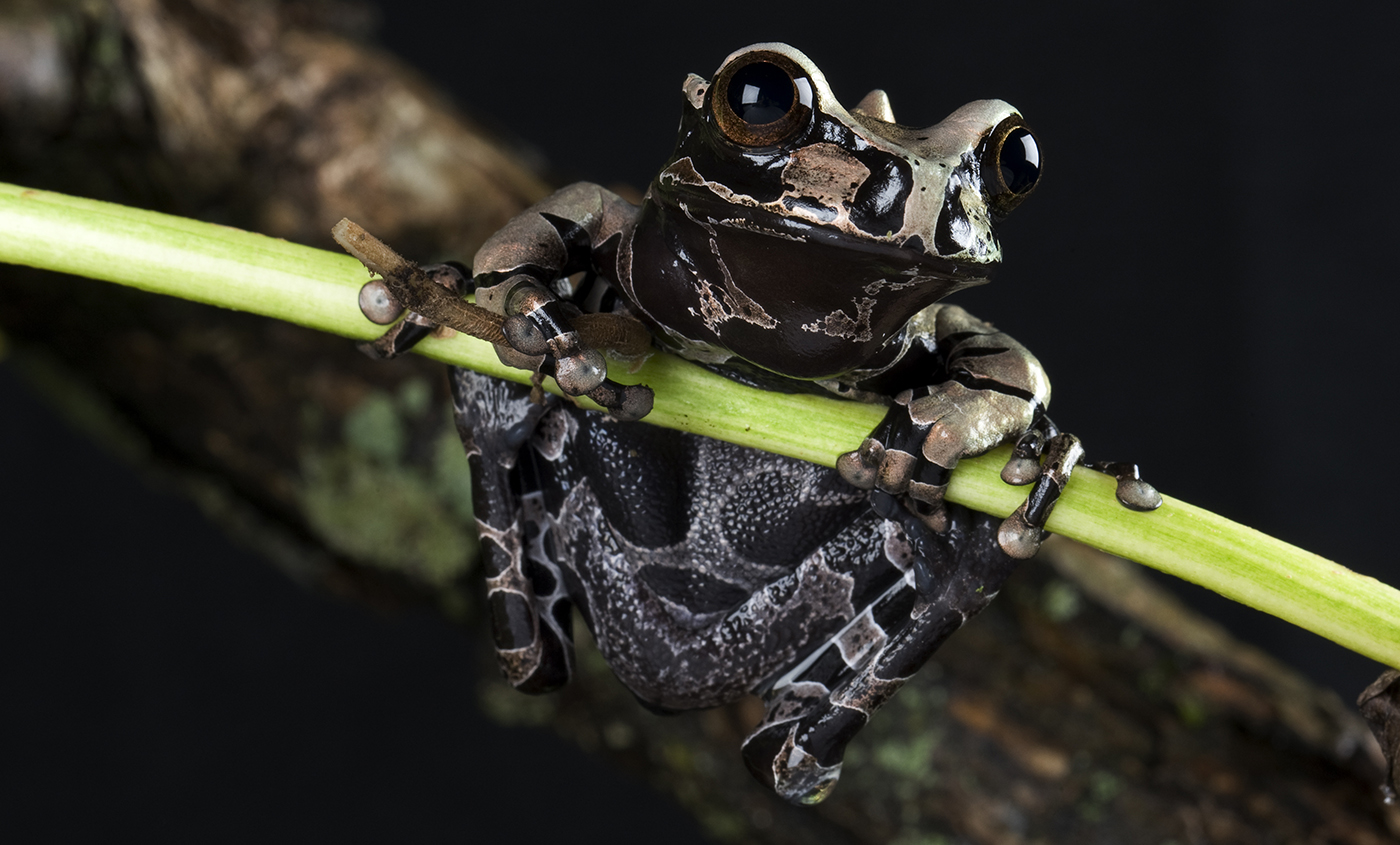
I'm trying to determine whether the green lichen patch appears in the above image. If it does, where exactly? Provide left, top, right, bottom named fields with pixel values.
left=1040, top=578, right=1083, bottom=623
left=299, top=379, right=478, bottom=591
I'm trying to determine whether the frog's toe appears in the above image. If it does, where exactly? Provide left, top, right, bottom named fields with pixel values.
left=902, top=458, right=954, bottom=533
left=1085, top=460, right=1163, bottom=511
left=875, top=448, right=920, bottom=494
left=996, top=431, right=1084, bottom=558
left=586, top=380, right=654, bottom=422
left=905, top=495, right=950, bottom=535
left=357, top=316, right=437, bottom=360
left=1117, top=476, right=1162, bottom=511
left=1000, top=455, right=1040, bottom=486
left=999, top=415, right=1056, bottom=485
left=355, top=279, right=421, bottom=360
left=837, top=438, right=885, bottom=489
left=997, top=506, right=1043, bottom=559
left=358, top=279, right=403, bottom=325
left=502, top=313, right=549, bottom=355
left=552, top=347, right=608, bottom=395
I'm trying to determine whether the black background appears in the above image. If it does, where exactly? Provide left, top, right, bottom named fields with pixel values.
left=4, top=0, right=1400, bottom=841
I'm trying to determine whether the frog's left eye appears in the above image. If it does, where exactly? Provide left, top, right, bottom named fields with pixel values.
left=712, top=52, right=815, bottom=147
left=982, top=117, right=1042, bottom=215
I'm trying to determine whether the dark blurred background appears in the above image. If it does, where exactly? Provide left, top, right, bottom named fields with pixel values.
left=3, top=0, right=1398, bottom=841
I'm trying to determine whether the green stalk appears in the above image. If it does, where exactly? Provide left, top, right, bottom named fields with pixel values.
left=2, top=181, right=1396, bottom=670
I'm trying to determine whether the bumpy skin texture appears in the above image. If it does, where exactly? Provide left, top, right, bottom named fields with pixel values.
left=454, top=367, right=1018, bottom=804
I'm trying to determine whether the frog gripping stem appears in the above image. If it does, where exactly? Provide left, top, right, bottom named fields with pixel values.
left=343, top=42, right=1166, bottom=804
left=997, top=431, right=1085, bottom=558
left=355, top=263, right=482, bottom=359
left=333, top=219, right=508, bottom=357
left=335, top=217, right=655, bottom=421
left=495, top=275, right=654, bottom=421
left=834, top=306, right=1161, bottom=560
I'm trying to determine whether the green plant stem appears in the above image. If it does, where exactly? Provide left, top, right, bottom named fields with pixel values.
left=2, top=181, right=1397, bottom=671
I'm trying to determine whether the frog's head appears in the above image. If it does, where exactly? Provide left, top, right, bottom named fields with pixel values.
left=629, top=43, right=1041, bottom=380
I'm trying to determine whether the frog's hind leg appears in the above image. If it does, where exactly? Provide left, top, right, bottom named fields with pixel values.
left=741, top=505, right=1018, bottom=804
left=450, top=367, right=575, bottom=694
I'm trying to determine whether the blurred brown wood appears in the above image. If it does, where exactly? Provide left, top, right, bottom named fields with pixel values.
left=1, top=1, right=1396, bottom=841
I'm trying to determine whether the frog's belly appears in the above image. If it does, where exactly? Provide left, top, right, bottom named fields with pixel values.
left=525, top=406, right=914, bottom=710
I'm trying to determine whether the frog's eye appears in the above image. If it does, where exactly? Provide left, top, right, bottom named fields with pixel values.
left=712, top=52, right=814, bottom=147
left=982, top=117, right=1041, bottom=215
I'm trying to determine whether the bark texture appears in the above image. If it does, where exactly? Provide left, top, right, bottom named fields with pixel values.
left=1, top=2, right=1396, bottom=841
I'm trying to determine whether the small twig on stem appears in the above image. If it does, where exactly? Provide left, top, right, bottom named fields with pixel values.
left=332, top=218, right=508, bottom=345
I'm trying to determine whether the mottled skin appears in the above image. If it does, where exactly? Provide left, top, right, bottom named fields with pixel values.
left=362, top=43, right=1158, bottom=803
left=454, top=365, right=1019, bottom=803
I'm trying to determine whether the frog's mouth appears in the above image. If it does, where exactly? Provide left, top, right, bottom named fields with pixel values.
left=675, top=186, right=996, bottom=289
left=654, top=156, right=999, bottom=288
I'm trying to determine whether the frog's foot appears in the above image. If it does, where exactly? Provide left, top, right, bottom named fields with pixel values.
left=838, top=399, right=1162, bottom=561
left=357, top=262, right=473, bottom=359
left=495, top=275, right=654, bottom=421
left=334, top=220, right=513, bottom=359
left=997, top=419, right=1163, bottom=556
left=835, top=390, right=956, bottom=538
left=741, top=695, right=851, bottom=805
left=995, top=428, right=1085, bottom=558
left=836, top=388, right=991, bottom=563
left=347, top=242, right=656, bottom=420
left=1083, top=460, right=1164, bottom=511
left=743, top=504, right=1018, bottom=804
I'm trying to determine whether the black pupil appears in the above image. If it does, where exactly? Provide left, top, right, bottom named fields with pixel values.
left=727, top=62, right=794, bottom=126
left=999, top=128, right=1041, bottom=193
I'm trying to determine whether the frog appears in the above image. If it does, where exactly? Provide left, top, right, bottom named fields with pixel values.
left=351, top=42, right=1160, bottom=804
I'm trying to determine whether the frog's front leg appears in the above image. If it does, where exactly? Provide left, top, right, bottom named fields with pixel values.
left=471, top=183, right=654, bottom=420
left=838, top=304, right=1048, bottom=558
left=837, top=304, right=1159, bottom=560
left=353, top=184, right=655, bottom=420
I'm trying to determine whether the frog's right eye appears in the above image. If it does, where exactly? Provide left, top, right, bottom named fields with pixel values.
left=712, top=52, right=814, bottom=147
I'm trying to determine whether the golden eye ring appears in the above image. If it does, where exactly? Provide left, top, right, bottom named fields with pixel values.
left=712, top=51, right=815, bottom=147
left=982, top=116, right=1042, bottom=215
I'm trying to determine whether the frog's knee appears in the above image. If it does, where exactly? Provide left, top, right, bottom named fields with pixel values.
left=741, top=693, right=862, bottom=805
left=489, top=590, right=573, bottom=694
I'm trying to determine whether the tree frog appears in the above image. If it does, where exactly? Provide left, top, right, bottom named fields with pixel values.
left=356, top=42, right=1159, bottom=804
